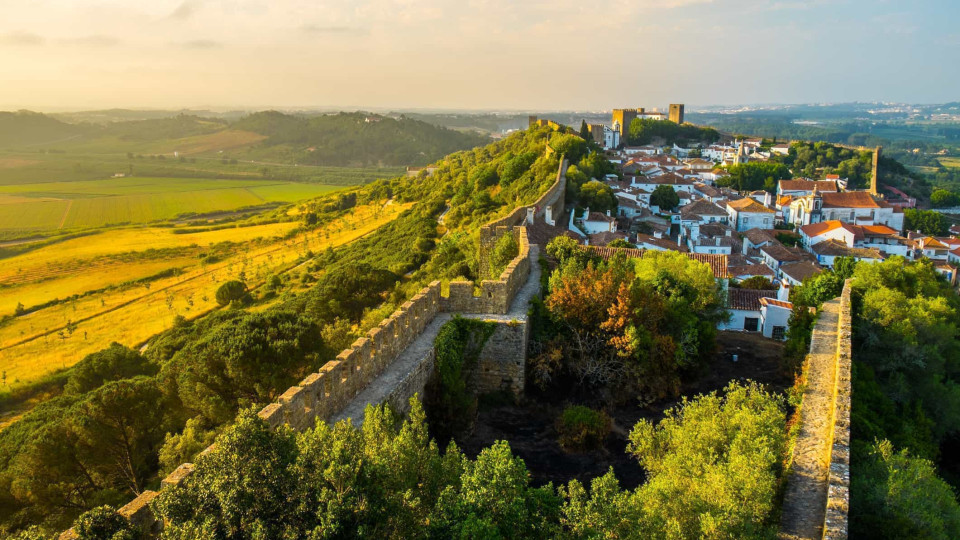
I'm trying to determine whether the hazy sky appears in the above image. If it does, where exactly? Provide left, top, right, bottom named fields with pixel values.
left=0, top=0, right=957, bottom=111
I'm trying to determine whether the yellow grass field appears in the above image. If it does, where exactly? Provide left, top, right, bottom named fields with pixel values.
left=940, top=157, right=960, bottom=169
left=0, top=202, right=412, bottom=388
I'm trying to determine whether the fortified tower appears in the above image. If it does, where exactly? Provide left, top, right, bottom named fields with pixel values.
left=870, top=146, right=881, bottom=195
left=669, top=103, right=685, bottom=124
left=611, top=108, right=637, bottom=141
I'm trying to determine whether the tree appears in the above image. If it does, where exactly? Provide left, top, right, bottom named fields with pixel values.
left=930, top=189, right=960, bottom=208
left=736, top=276, right=776, bottom=290
left=904, top=208, right=949, bottom=235
left=488, top=231, right=519, bottom=279
left=578, top=180, right=617, bottom=214
left=64, top=344, right=156, bottom=395
left=650, top=184, right=679, bottom=211
left=579, top=120, right=590, bottom=141
left=73, top=506, right=135, bottom=540
left=165, top=311, right=323, bottom=424
left=215, top=280, right=249, bottom=307
left=851, top=440, right=960, bottom=539
left=626, top=382, right=786, bottom=539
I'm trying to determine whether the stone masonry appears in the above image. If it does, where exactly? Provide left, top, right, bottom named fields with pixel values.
left=58, top=158, right=567, bottom=540
left=779, top=280, right=852, bottom=540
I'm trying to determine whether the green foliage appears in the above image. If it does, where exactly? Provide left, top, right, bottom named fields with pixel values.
left=556, top=405, right=611, bottom=452
left=735, top=276, right=776, bottom=290
left=904, top=208, right=949, bottom=235
left=930, top=188, right=960, bottom=208
left=73, top=506, right=135, bottom=540
left=542, top=248, right=724, bottom=398
left=851, top=440, right=960, bottom=539
left=214, top=280, right=248, bottom=307
left=650, top=184, right=680, bottom=211
left=233, top=111, right=490, bottom=167
left=549, top=133, right=588, bottom=163
left=488, top=231, right=520, bottom=279
left=161, top=310, right=323, bottom=424
left=849, top=257, right=960, bottom=534
left=426, top=317, right=495, bottom=441
left=625, top=382, right=786, bottom=539
left=719, top=162, right=790, bottom=192
left=781, top=141, right=874, bottom=188
left=64, top=343, right=156, bottom=396
left=578, top=180, right=617, bottom=214
left=627, top=118, right=719, bottom=146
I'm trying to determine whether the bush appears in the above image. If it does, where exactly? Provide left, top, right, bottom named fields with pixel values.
left=73, top=506, right=135, bottom=540
left=556, top=405, right=611, bottom=452
left=215, top=280, right=248, bottom=306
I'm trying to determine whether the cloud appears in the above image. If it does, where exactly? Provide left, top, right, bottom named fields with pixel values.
left=0, top=32, right=46, bottom=46
left=179, top=39, right=221, bottom=49
left=168, top=1, right=200, bottom=21
left=59, top=35, right=120, bottom=47
left=301, top=24, right=364, bottom=35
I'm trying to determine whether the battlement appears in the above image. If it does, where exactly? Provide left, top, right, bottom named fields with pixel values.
left=59, top=162, right=561, bottom=539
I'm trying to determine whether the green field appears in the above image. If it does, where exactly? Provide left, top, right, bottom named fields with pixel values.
left=940, top=157, right=960, bottom=169
left=0, top=176, right=340, bottom=237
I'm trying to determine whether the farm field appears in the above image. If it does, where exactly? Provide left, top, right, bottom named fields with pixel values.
left=0, top=221, right=303, bottom=311
left=0, top=202, right=412, bottom=390
left=940, top=157, right=960, bottom=169
left=0, top=176, right=341, bottom=237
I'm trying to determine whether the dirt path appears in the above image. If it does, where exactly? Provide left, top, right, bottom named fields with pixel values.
left=57, top=199, right=73, bottom=229
left=779, top=298, right=841, bottom=540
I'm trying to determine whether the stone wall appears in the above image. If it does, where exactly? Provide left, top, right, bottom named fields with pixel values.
left=466, top=318, right=528, bottom=395
left=824, top=281, right=852, bottom=539
left=59, top=192, right=543, bottom=539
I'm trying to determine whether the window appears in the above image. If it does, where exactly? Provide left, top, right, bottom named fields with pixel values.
left=744, top=317, right=759, bottom=332
left=772, top=326, right=786, bottom=340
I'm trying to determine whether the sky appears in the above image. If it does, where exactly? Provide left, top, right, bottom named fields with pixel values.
left=0, top=0, right=957, bottom=111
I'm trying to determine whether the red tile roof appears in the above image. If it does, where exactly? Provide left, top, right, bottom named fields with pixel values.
left=821, top=191, right=882, bottom=209
left=727, top=288, right=774, bottom=311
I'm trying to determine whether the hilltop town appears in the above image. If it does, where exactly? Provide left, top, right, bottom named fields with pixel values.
left=527, top=106, right=959, bottom=343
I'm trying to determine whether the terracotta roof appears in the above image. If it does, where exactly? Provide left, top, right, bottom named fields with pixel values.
left=760, top=297, right=794, bottom=310
left=588, top=231, right=629, bottom=246
left=777, top=195, right=794, bottom=206
left=728, top=264, right=776, bottom=278
left=742, top=228, right=777, bottom=245
left=586, top=212, right=616, bottom=223
left=727, top=288, right=772, bottom=311
left=820, top=191, right=881, bottom=209
left=680, top=199, right=727, bottom=218
left=811, top=239, right=884, bottom=259
left=780, top=261, right=822, bottom=283
left=761, top=243, right=802, bottom=263
left=637, top=234, right=688, bottom=252
left=778, top=179, right=838, bottom=192
left=800, top=220, right=847, bottom=237
left=584, top=245, right=727, bottom=278
left=727, top=198, right=774, bottom=213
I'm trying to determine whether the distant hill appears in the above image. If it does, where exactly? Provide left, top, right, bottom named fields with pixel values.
left=233, top=111, right=491, bottom=167
left=99, top=114, right=228, bottom=141
left=0, top=110, right=90, bottom=147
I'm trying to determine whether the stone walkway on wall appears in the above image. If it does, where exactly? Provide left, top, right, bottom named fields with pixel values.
left=779, top=297, right=841, bottom=540
left=331, top=245, right=543, bottom=426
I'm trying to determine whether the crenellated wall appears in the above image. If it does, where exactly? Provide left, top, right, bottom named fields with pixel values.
left=779, top=280, right=853, bottom=540
left=57, top=163, right=564, bottom=538
left=823, top=281, right=852, bottom=539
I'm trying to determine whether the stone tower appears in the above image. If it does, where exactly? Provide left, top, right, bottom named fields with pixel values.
left=870, top=146, right=881, bottom=195
left=612, top=108, right=637, bottom=141
left=669, top=104, right=685, bottom=124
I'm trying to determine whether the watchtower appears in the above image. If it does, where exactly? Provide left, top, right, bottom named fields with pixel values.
left=612, top=108, right=637, bottom=141
left=669, top=104, right=685, bottom=124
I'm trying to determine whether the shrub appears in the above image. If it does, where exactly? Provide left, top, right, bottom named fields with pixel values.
left=556, top=405, right=611, bottom=452
left=215, top=280, right=248, bottom=306
left=73, top=506, right=135, bottom=540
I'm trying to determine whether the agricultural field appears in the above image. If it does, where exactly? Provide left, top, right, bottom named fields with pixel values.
left=0, top=202, right=412, bottom=390
left=0, top=175, right=340, bottom=237
left=940, top=156, right=960, bottom=169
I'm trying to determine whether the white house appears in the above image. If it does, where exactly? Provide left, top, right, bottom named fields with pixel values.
left=760, top=297, right=793, bottom=340
left=727, top=198, right=775, bottom=232
left=720, top=288, right=772, bottom=332
left=581, top=211, right=618, bottom=235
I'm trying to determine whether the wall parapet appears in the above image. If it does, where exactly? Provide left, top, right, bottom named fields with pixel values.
left=57, top=157, right=564, bottom=540
left=823, top=280, right=852, bottom=539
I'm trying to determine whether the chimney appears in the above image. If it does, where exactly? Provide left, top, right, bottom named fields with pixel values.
left=778, top=282, right=790, bottom=302
left=606, top=209, right=611, bottom=217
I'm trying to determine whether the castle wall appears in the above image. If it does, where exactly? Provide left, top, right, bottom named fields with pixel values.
left=57, top=161, right=565, bottom=540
